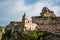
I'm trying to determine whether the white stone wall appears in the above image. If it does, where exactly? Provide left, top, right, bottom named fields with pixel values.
left=25, top=21, right=37, bottom=31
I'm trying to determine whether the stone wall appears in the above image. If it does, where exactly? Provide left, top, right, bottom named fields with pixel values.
left=36, top=24, right=60, bottom=32
left=32, top=7, right=60, bottom=32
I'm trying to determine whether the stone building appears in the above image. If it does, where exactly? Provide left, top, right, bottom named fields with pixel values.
left=32, top=7, right=60, bottom=32
left=22, top=13, right=37, bottom=31
left=6, top=13, right=37, bottom=33
left=6, top=7, right=60, bottom=33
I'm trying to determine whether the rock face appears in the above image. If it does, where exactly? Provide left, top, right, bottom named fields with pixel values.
left=40, top=7, right=56, bottom=17
left=32, top=7, right=60, bottom=32
left=0, top=26, right=5, bottom=40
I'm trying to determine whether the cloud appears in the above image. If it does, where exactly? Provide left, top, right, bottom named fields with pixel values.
left=26, top=0, right=60, bottom=17
left=0, top=0, right=60, bottom=25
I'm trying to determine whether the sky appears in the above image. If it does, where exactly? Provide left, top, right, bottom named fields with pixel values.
left=0, top=0, right=60, bottom=26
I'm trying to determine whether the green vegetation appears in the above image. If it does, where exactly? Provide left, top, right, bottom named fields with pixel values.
left=50, top=17, right=56, bottom=20
left=23, top=31, right=38, bottom=40
left=1, top=30, right=60, bottom=40
left=34, top=16, right=42, bottom=18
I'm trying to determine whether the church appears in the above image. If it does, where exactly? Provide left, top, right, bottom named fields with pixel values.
left=6, top=13, right=37, bottom=33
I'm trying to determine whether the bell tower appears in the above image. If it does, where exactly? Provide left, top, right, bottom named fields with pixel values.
left=22, top=13, right=29, bottom=31
left=22, top=13, right=28, bottom=24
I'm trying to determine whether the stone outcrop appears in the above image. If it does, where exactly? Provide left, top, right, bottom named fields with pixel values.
left=32, top=7, right=60, bottom=32
left=0, top=26, right=5, bottom=40
left=40, top=7, right=56, bottom=17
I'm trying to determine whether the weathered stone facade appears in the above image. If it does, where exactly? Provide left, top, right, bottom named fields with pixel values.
left=32, top=7, right=60, bottom=32
left=6, top=13, right=37, bottom=33
left=6, top=7, right=60, bottom=33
